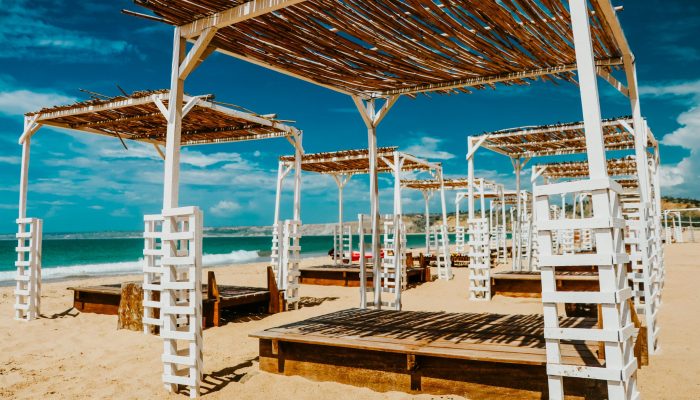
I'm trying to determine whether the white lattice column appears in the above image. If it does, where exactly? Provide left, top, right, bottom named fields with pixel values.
left=467, top=218, right=491, bottom=300
left=160, top=206, right=203, bottom=398
left=537, top=181, right=637, bottom=398
left=380, top=215, right=402, bottom=310
left=455, top=193, right=466, bottom=253
left=143, top=214, right=164, bottom=333
left=358, top=214, right=372, bottom=309
left=15, top=218, right=42, bottom=321
left=624, top=202, right=660, bottom=355
left=280, top=219, right=301, bottom=308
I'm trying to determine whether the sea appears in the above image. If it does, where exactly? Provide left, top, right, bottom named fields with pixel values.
left=0, top=233, right=454, bottom=285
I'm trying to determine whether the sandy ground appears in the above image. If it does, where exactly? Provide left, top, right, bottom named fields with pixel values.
left=0, top=243, right=698, bottom=399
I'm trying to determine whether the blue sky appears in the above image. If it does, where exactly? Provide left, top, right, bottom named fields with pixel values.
left=0, top=0, right=699, bottom=234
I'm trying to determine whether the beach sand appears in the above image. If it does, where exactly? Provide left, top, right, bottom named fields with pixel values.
left=1, top=243, right=698, bottom=399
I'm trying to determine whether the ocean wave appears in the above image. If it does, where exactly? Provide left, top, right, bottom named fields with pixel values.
left=0, top=250, right=264, bottom=283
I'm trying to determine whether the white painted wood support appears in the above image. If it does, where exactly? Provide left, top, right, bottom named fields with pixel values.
left=467, top=217, right=490, bottom=300
left=623, top=202, right=660, bottom=355
left=436, top=167, right=452, bottom=279
left=179, top=0, right=308, bottom=38
left=380, top=214, right=403, bottom=309
left=422, top=191, right=433, bottom=253
left=15, top=135, right=43, bottom=321
left=541, top=1, right=639, bottom=397
left=163, top=28, right=186, bottom=210
left=18, top=115, right=41, bottom=145
left=15, top=218, right=42, bottom=321
left=281, top=219, right=301, bottom=307
left=513, top=158, right=523, bottom=270
left=160, top=206, right=203, bottom=398
left=143, top=214, right=164, bottom=333
left=332, top=174, right=352, bottom=265
left=270, top=161, right=294, bottom=285
left=353, top=95, right=399, bottom=310
left=358, top=213, right=372, bottom=309
left=455, top=192, right=466, bottom=253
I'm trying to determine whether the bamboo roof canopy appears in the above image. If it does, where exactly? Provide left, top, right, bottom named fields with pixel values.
left=402, top=178, right=498, bottom=191
left=24, top=89, right=300, bottom=146
left=537, top=156, right=637, bottom=180
left=473, top=117, right=655, bottom=158
left=279, top=147, right=437, bottom=175
left=129, top=0, right=627, bottom=97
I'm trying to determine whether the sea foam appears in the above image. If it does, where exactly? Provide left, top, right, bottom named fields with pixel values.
left=0, top=249, right=263, bottom=283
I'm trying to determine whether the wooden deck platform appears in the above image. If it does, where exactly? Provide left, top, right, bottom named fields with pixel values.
left=69, top=267, right=284, bottom=327
left=298, top=265, right=429, bottom=287
left=491, top=270, right=599, bottom=298
left=251, top=308, right=608, bottom=399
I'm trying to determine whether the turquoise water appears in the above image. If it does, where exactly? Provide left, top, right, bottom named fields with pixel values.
left=0, top=234, right=450, bottom=283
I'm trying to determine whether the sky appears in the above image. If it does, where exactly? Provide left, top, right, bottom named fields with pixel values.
left=0, top=0, right=698, bottom=234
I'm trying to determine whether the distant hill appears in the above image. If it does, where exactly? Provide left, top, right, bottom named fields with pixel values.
left=661, top=196, right=700, bottom=219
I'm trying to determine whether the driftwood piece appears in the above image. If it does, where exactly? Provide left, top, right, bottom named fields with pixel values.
left=117, top=282, right=143, bottom=331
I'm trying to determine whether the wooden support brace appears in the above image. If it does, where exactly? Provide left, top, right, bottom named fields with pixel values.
left=179, top=27, right=218, bottom=80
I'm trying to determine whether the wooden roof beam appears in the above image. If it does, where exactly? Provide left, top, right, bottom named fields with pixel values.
left=179, top=0, right=308, bottom=39
left=478, top=117, right=631, bottom=139
left=33, top=93, right=167, bottom=121
left=378, top=58, right=623, bottom=97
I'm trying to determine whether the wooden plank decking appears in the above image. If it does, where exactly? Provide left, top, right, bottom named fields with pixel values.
left=252, top=308, right=607, bottom=399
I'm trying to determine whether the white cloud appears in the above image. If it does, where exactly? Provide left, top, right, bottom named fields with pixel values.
left=0, top=1, right=138, bottom=62
left=182, top=151, right=248, bottom=168
left=640, top=80, right=700, bottom=98
left=110, top=208, right=130, bottom=217
left=0, top=155, right=21, bottom=164
left=403, top=136, right=455, bottom=160
left=0, top=89, right=75, bottom=116
left=210, top=200, right=241, bottom=216
left=640, top=79, right=700, bottom=196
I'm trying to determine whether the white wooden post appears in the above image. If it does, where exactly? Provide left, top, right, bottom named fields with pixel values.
left=271, top=161, right=285, bottom=274
left=15, top=117, right=44, bottom=322
left=358, top=213, right=368, bottom=308
left=500, top=186, right=507, bottom=263
left=538, top=2, right=639, bottom=398
left=160, top=207, right=203, bottom=398
left=437, top=166, right=452, bottom=279
left=513, top=158, right=522, bottom=270
left=353, top=95, right=398, bottom=309
left=142, top=214, right=164, bottom=333
left=163, top=28, right=186, bottom=210
left=392, top=151, right=407, bottom=290
left=422, top=190, right=431, bottom=253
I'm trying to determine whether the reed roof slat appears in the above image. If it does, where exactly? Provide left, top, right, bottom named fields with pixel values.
left=473, top=116, right=654, bottom=158
left=401, top=178, right=496, bottom=191
left=537, top=156, right=637, bottom=180
left=25, top=90, right=299, bottom=146
left=131, top=0, right=625, bottom=96
left=280, top=147, right=436, bottom=174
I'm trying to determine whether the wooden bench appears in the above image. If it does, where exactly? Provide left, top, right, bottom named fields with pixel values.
left=299, top=254, right=428, bottom=287
left=251, top=309, right=611, bottom=399
left=491, top=270, right=600, bottom=298
left=68, top=266, right=284, bottom=327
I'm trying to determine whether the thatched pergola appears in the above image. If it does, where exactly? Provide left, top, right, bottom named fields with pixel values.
left=13, top=90, right=304, bottom=394
left=469, top=117, right=657, bottom=271
left=535, top=156, right=638, bottom=181
left=119, top=0, right=649, bottom=397
left=275, top=148, right=448, bottom=285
